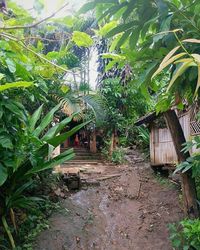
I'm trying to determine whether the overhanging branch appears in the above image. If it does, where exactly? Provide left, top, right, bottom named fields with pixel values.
left=0, top=3, right=69, bottom=30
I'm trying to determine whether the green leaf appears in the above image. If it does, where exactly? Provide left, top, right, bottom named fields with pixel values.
left=47, top=120, right=91, bottom=147
left=5, top=58, right=16, bottom=73
left=129, top=28, right=140, bottom=50
left=0, top=164, right=8, bottom=186
left=42, top=115, right=74, bottom=141
left=0, top=73, right=5, bottom=80
left=0, top=135, right=13, bottom=149
left=79, top=1, right=96, bottom=14
left=109, top=35, right=122, bottom=51
left=79, top=0, right=117, bottom=14
left=99, top=21, right=118, bottom=36
left=167, top=61, right=196, bottom=91
left=29, top=104, right=44, bottom=132
left=98, top=2, right=127, bottom=22
left=106, top=21, right=135, bottom=38
left=5, top=100, right=26, bottom=119
left=182, top=164, right=193, bottom=173
left=105, top=60, right=116, bottom=71
left=72, top=31, right=94, bottom=47
left=61, top=85, right=70, bottom=93
left=102, top=53, right=126, bottom=61
left=33, top=103, right=61, bottom=137
left=195, top=64, right=200, bottom=95
left=27, top=149, right=75, bottom=175
left=173, top=165, right=184, bottom=174
left=0, top=81, right=33, bottom=92
left=122, top=0, right=136, bottom=21
left=152, top=52, right=186, bottom=79
left=117, top=30, right=131, bottom=48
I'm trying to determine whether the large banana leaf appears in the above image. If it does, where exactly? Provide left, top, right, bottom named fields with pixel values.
left=29, top=104, right=43, bottom=132
left=33, top=103, right=61, bottom=137
left=47, top=120, right=90, bottom=147
left=42, top=115, right=74, bottom=141
left=26, top=148, right=75, bottom=175
left=167, top=60, right=196, bottom=91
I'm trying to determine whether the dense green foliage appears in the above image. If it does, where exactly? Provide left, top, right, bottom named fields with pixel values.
left=0, top=1, right=97, bottom=248
left=81, top=0, right=200, bottom=247
left=1, top=0, right=200, bottom=248
left=81, top=0, right=200, bottom=108
left=169, top=219, right=200, bottom=250
left=100, top=78, right=148, bottom=143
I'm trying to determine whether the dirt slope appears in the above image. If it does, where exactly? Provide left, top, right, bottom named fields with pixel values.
left=34, top=160, right=183, bottom=250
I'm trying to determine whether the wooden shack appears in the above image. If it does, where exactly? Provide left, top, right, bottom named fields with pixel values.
left=135, top=105, right=200, bottom=167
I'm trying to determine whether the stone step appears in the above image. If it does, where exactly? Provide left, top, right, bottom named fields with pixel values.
left=63, top=161, right=101, bottom=166
left=75, top=152, right=101, bottom=156
left=61, top=147, right=104, bottom=166
left=62, top=147, right=89, bottom=151
left=61, top=148, right=100, bottom=154
left=74, top=155, right=102, bottom=160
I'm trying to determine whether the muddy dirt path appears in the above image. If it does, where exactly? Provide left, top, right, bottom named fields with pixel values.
left=34, top=160, right=183, bottom=250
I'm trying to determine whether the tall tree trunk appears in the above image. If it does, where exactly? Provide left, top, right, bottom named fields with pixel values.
left=164, top=109, right=199, bottom=218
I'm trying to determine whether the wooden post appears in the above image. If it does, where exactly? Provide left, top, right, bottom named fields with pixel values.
left=90, top=130, right=97, bottom=153
left=164, top=109, right=199, bottom=218
left=109, top=132, right=114, bottom=156
left=52, top=145, right=61, bottom=172
left=113, top=128, right=118, bottom=149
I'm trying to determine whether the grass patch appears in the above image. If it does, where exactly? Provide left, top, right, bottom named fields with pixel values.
left=154, top=173, right=177, bottom=189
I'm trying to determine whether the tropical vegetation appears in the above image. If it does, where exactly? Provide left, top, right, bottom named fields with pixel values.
left=1, top=0, right=200, bottom=249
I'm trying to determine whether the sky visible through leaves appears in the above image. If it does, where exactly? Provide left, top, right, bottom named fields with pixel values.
left=16, top=0, right=98, bottom=89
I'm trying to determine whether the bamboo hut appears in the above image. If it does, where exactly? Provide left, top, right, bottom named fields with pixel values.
left=135, top=104, right=200, bottom=167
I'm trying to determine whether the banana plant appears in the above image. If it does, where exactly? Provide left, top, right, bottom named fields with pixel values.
left=0, top=104, right=90, bottom=249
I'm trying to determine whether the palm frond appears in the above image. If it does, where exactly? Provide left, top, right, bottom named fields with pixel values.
left=52, top=92, right=107, bottom=124
left=82, top=94, right=107, bottom=124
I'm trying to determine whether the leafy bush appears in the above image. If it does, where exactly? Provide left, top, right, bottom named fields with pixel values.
left=169, top=219, right=200, bottom=250
left=137, top=126, right=150, bottom=148
left=174, top=136, right=200, bottom=178
left=101, top=138, right=125, bottom=164
left=119, top=136, right=128, bottom=147
left=0, top=195, right=60, bottom=250
left=111, top=147, right=126, bottom=164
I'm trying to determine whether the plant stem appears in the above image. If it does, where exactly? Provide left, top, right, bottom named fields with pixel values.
left=0, top=32, right=73, bottom=74
left=1, top=215, right=16, bottom=249
left=173, top=32, right=190, bottom=57
left=10, top=208, right=17, bottom=233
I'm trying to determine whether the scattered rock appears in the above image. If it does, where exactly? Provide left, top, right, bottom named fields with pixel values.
left=63, top=173, right=81, bottom=190
left=54, top=188, right=66, bottom=198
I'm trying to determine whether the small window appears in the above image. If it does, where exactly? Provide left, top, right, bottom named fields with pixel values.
left=190, top=121, right=200, bottom=135
left=189, top=103, right=200, bottom=135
